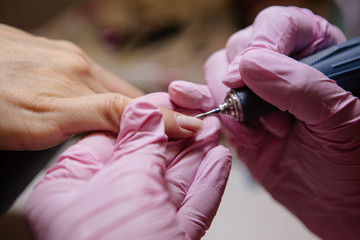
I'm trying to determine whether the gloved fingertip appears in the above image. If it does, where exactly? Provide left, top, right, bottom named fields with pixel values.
left=203, top=145, right=232, bottom=173
left=77, top=131, right=116, bottom=160
left=259, top=113, right=294, bottom=138
left=238, top=48, right=289, bottom=105
left=168, top=80, right=215, bottom=111
left=194, top=116, right=220, bottom=142
left=221, top=114, right=265, bottom=148
left=203, top=50, right=231, bottom=105
left=225, top=26, right=252, bottom=62
left=192, top=145, right=232, bottom=196
left=221, top=55, right=245, bottom=88
left=139, top=92, right=175, bottom=110
left=178, top=145, right=232, bottom=240
left=79, top=131, right=116, bottom=144
left=207, top=146, right=232, bottom=181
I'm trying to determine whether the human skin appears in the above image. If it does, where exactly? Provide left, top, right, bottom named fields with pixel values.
left=0, top=24, right=203, bottom=150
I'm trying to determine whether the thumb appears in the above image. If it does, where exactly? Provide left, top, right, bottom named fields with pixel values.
left=168, top=80, right=216, bottom=111
left=239, top=48, right=360, bottom=127
left=178, top=145, right=232, bottom=240
left=57, top=93, right=203, bottom=139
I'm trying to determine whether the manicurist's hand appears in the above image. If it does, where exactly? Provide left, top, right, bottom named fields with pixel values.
left=179, top=6, right=360, bottom=240
left=25, top=97, right=231, bottom=240
left=0, top=24, right=202, bottom=150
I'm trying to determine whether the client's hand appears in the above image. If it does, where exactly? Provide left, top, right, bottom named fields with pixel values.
left=0, top=24, right=202, bottom=150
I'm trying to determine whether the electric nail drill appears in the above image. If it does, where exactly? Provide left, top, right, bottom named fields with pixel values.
left=195, top=37, right=360, bottom=121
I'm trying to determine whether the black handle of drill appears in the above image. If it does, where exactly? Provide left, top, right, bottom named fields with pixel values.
left=236, top=37, right=360, bottom=121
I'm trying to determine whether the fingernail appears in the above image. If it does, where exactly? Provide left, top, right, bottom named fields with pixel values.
left=176, top=115, right=203, bottom=132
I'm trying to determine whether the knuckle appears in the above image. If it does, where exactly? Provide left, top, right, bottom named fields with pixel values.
left=108, top=93, right=127, bottom=113
left=56, top=40, right=91, bottom=74
left=69, top=55, right=91, bottom=75
left=57, top=40, right=84, bottom=54
left=25, top=94, right=49, bottom=111
left=63, top=53, right=91, bottom=76
left=102, top=93, right=128, bottom=128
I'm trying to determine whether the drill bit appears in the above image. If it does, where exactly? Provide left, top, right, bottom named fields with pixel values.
left=193, top=89, right=241, bottom=120
left=194, top=108, right=220, bottom=119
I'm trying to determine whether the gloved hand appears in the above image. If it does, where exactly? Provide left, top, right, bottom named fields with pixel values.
left=177, top=6, right=360, bottom=240
left=25, top=95, right=231, bottom=240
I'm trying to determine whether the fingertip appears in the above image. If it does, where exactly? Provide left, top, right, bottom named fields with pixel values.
left=238, top=48, right=290, bottom=96
left=194, top=116, right=221, bottom=142
left=79, top=131, right=116, bottom=146
left=161, top=107, right=204, bottom=139
left=221, top=114, right=265, bottom=148
left=139, top=92, right=175, bottom=110
left=208, top=145, right=232, bottom=180
left=221, top=55, right=245, bottom=89
left=204, top=50, right=232, bottom=105
left=225, top=26, right=252, bottom=62
left=176, top=115, right=204, bottom=132
left=204, top=145, right=232, bottom=168
left=259, top=112, right=294, bottom=138
left=168, top=80, right=215, bottom=111
left=238, top=48, right=302, bottom=113
left=78, top=131, right=116, bottom=161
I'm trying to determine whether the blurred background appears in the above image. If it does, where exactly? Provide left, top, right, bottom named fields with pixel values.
left=0, top=0, right=358, bottom=239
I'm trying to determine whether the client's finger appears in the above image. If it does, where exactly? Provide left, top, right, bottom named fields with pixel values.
left=55, top=93, right=202, bottom=145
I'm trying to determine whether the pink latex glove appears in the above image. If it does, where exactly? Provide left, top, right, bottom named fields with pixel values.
left=25, top=96, right=231, bottom=240
left=202, top=6, right=360, bottom=240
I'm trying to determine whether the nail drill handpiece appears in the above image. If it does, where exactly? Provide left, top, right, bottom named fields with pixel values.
left=195, top=37, right=360, bottom=121
left=195, top=89, right=244, bottom=120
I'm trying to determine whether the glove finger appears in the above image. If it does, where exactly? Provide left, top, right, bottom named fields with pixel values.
left=143, top=92, right=192, bottom=162
left=259, top=112, right=294, bottom=138
left=25, top=132, right=117, bottom=236
left=250, top=6, right=346, bottom=57
left=111, top=99, right=168, bottom=160
left=40, top=131, right=116, bottom=184
left=165, top=116, right=221, bottom=209
left=28, top=100, right=183, bottom=240
left=225, top=25, right=253, bottom=62
left=223, top=6, right=346, bottom=88
left=205, top=49, right=266, bottom=147
left=141, top=91, right=203, bottom=116
left=221, top=26, right=253, bottom=89
left=78, top=103, right=220, bottom=240
left=140, top=92, right=204, bottom=138
left=204, top=50, right=231, bottom=106
left=68, top=100, right=170, bottom=230
left=140, top=92, right=176, bottom=111
left=239, top=48, right=360, bottom=129
left=168, top=80, right=215, bottom=111
left=177, top=145, right=232, bottom=240
left=142, top=92, right=206, bottom=162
